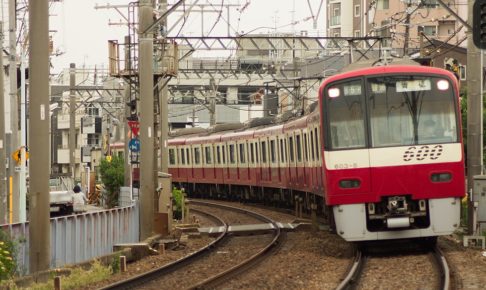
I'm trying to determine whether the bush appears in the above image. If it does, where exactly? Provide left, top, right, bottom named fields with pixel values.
left=99, top=155, right=125, bottom=208
left=172, top=188, right=183, bottom=220
left=0, top=229, right=16, bottom=280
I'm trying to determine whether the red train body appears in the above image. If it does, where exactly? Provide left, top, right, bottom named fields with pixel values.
left=168, top=64, right=465, bottom=242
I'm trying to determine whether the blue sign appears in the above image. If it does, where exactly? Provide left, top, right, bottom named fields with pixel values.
left=129, top=138, right=141, bottom=152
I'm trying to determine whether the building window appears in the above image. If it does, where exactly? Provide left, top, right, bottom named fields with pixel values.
left=354, top=5, right=360, bottom=17
left=418, top=25, right=437, bottom=36
left=354, top=30, right=360, bottom=37
left=459, top=65, right=466, bottom=81
left=422, top=0, right=439, bottom=8
left=330, top=3, right=341, bottom=26
left=377, top=0, right=389, bottom=10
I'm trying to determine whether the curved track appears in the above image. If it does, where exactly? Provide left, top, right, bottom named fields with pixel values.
left=336, top=244, right=450, bottom=290
left=99, top=200, right=283, bottom=289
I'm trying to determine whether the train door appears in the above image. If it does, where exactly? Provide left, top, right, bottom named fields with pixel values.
left=248, top=141, right=256, bottom=186
left=203, top=144, right=213, bottom=181
left=237, top=140, right=249, bottom=183
left=228, top=141, right=237, bottom=182
left=186, top=146, right=193, bottom=181
left=261, top=137, right=270, bottom=183
left=168, top=147, right=178, bottom=179
left=193, top=144, right=202, bottom=179
left=288, top=132, right=297, bottom=187
left=215, top=144, right=223, bottom=184
left=278, top=136, right=287, bottom=188
left=309, top=127, right=317, bottom=193
left=314, top=127, right=323, bottom=192
left=269, top=136, right=279, bottom=184
left=222, top=142, right=228, bottom=184
left=303, top=129, right=310, bottom=190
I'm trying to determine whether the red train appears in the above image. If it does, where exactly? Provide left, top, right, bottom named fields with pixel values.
left=168, top=63, right=465, bottom=242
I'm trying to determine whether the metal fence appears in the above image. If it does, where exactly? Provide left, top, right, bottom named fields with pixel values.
left=0, top=203, right=139, bottom=275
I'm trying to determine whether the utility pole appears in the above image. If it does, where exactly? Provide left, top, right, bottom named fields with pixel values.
left=467, top=0, right=483, bottom=234
left=159, top=0, right=169, bottom=174
left=69, top=63, right=76, bottom=179
left=403, top=1, right=412, bottom=56
left=0, top=22, right=7, bottom=224
left=124, top=36, right=131, bottom=187
left=209, top=77, right=216, bottom=126
left=139, top=0, right=155, bottom=240
left=29, top=0, right=51, bottom=273
left=8, top=0, right=20, bottom=223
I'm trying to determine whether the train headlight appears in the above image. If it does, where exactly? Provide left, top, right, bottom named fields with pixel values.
left=431, top=172, right=452, bottom=182
left=339, top=179, right=361, bottom=189
left=328, top=87, right=340, bottom=98
left=437, top=79, right=449, bottom=91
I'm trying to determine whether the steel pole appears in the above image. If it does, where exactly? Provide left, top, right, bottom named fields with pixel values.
left=28, top=0, right=51, bottom=273
left=0, top=22, right=7, bottom=224
left=139, top=0, right=155, bottom=240
left=8, top=0, right=20, bottom=223
left=466, top=0, right=484, bottom=234
left=69, top=63, right=76, bottom=179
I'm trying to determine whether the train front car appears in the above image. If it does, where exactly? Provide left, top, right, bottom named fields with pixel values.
left=320, top=65, right=465, bottom=242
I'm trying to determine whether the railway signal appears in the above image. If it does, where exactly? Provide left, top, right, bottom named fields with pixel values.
left=473, top=0, right=486, bottom=48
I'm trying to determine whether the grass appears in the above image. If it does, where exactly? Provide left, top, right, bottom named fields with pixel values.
left=0, top=260, right=112, bottom=290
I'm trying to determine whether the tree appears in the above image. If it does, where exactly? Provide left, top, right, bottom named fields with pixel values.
left=99, top=155, right=125, bottom=208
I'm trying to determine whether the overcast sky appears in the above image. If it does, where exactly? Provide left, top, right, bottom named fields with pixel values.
left=49, top=0, right=326, bottom=73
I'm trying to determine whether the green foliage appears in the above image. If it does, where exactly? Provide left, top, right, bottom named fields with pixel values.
left=99, top=155, right=125, bottom=208
left=0, top=229, right=16, bottom=281
left=111, top=255, right=120, bottom=273
left=5, top=260, right=112, bottom=290
left=172, top=188, right=183, bottom=220
left=460, top=88, right=486, bottom=164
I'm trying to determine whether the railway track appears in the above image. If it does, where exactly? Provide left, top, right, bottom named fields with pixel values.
left=99, top=200, right=283, bottom=290
left=336, top=244, right=450, bottom=290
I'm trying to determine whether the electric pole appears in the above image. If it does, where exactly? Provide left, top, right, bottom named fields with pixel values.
left=69, top=63, right=76, bottom=179
left=8, top=0, right=20, bottom=223
left=467, top=0, right=483, bottom=234
left=139, top=0, right=155, bottom=240
left=209, top=77, right=216, bottom=126
left=159, top=0, right=170, bottom=174
left=0, top=22, right=7, bottom=224
left=29, top=0, right=51, bottom=273
left=403, top=1, right=412, bottom=56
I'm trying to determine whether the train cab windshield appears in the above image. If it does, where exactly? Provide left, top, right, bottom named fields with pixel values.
left=324, top=75, right=459, bottom=150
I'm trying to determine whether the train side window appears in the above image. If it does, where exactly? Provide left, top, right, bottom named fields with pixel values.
left=194, top=147, right=201, bottom=165
left=239, top=143, right=246, bottom=164
left=169, top=148, right=176, bottom=165
left=180, top=148, right=185, bottom=165
left=217, top=146, right=221, bottom=164
left=314, top=128, right=320, bottom=160
left=296, top=134, right=302, bottom=162
left=280, top=139, right=285, bottom=162
left=261, top=141, right=267, bottom=163
left=304, top=133, right=309, bottom=162
left=205, top=146, right=212, bottom=164
left=285, top=138, right=288, bottom=162
left=255, top=141, right=259, bottom=163
left=270, top=139, right=276, bottom=163
left=222, top=145, right=226, bottom=164
left=229, top=144, right=236, bottom=164
left=250, top=143, right=255, bottom=164
left=289, top=136, right=295, bottom=162
left=186, top=148, right=191, bottom=165
left=310, top=130, right=315, bottom=161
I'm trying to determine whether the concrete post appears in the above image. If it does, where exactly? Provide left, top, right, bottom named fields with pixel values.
left=139, top=0, right=155, bottom=240
left=28, top=0, right=51, bottom=273
left=69, top=63, right=76, bottom=179
left=0, top=22, right=7, bottom=224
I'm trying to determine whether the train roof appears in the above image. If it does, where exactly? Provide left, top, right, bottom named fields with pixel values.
left=321, top=64, right=457, bottom=90
left=221, top=129, right=255, bottom=141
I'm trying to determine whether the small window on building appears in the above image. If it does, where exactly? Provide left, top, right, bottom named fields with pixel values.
left=270, top=140, right=276, bottom=163
left=261, top=141, right=267, bottom=163
left=377, top=0, right=389, bottom=9
left=194, top=147, right=201, bottom=165
left=239, top=143, right=246, bottom=163
left=354, top=5, right=360, bottom=17
left=169, top=148, right=176, bottom=165
left=459, top=65, right=466, bottom=80
left=229, top=144, right=236, bottom=164
left=289, top=136, right=295, bottom=162
left=354, top=30, right=360, bottom=37
left=418, top=25, right=436, bottom=36
left=205, top=146, right=212, bottom=164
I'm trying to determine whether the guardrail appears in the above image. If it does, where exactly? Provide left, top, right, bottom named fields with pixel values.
left=0, top=203, right=139, bottom=275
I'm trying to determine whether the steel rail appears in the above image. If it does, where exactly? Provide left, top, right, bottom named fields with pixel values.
left=98, top=208, right=228, bottom=290
left=432, top=246, right=450, bottom=290
left=336, top=248, right=365, bottom=290
left=187, top=200, right=285, bottom=289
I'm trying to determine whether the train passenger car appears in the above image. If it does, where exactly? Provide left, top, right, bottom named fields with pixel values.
left=320, top=65, right=465, bottom=241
